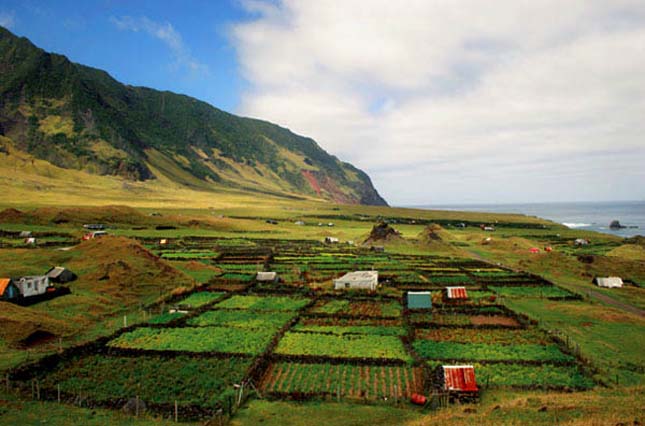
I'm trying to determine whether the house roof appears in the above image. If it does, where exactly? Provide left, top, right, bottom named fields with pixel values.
left=595, top=277, right=623, bottom=288
left=446, top=286, right=468, bottom=299
left=336, top=271, right=378, bottom=282
left=443, top=365, right=478, bottom=392
left=0, top=278, right=12, bottom=294
left=407, top=291, right=432, bottom=309
left=46, top=266, right=66, bottom=278
left=256, top=272, right=277, bottom=281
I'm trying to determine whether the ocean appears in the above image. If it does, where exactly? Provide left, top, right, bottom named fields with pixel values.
left=409, top=201, right=645, bottom=238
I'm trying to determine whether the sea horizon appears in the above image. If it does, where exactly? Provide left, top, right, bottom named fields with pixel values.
left=405, top=200, right=645, bottom=238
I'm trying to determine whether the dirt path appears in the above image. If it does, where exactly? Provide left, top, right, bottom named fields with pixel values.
left=588, top=290, right=645, bottom=317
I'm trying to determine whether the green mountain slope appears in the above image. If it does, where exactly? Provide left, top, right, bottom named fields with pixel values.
left=0, top=27, right=387, bottom=206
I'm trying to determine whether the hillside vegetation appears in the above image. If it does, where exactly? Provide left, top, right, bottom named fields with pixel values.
left=0, top=26, right=386, bottom=206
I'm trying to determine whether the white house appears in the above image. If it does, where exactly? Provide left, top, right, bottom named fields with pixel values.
left=334, top=271, right=378, bottom=291
left=15, top=276, right=51, bottom=298
left=594, top=277, right=623, bottom=288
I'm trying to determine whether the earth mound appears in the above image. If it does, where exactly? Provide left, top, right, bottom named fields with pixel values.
left=364, top=222, right=403, bottom=244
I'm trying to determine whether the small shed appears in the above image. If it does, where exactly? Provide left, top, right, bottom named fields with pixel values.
left=159, top=239, right=168, bottom=245
left=83, top=224, right=105, bottom=230
left=407, top=291, right=432, bottom=309
left=15, top=276, right=51, bottom=298
left=324, top=237, right=339, bottom=244
left=256, top=271, right=278, bottom=282
left=594, top=277, right=623, bottom=288
left=19, top=231, right=32, bottom=238
left=445, top=286, right=468, bottom=300
left=334, top=271, right=378, bottom=291
left=24, top=237, right=36, bottom=245
left=574, top=238, right=590, bottom=246
left=46, top=266, right=77, bottom=283
left=0, top=278, right=20, bottom=300
left=440, top=365, right=478, bottom=393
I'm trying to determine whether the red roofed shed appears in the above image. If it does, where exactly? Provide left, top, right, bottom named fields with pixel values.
left=445, top=286, right=468, bottom=300
left=442, top=365, right=478, bottom=392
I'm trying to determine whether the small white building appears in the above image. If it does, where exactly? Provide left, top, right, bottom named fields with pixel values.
left=324, top=237, right=339, bottom=244
left=334, top=271, right=378, bottom=291
left=15, top=276, right=51, bottom=298
left=256, top=272, right=278, bottom=282
left=594, top=277, right=623, bottom=288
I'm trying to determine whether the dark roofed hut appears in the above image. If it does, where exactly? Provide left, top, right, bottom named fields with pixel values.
left=46, top=266, right=77, bottom=284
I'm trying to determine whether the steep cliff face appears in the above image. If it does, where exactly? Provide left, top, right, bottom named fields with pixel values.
left=0, top=27, right=388, bottom=206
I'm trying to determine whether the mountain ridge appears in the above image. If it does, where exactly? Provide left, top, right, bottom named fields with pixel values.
left=0, top=26, right=387, bottom=206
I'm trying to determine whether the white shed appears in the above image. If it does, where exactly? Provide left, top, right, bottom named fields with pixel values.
left=334, top=271, right=378, bottom=291
left=594, top=277, right=623, bottom=288
left=324, top=237, right=339, bottom=244
left=16, top=276, right=51, bottom=298
left=256, top=272, right=278, bottom=282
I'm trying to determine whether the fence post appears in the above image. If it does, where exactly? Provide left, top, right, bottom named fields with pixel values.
left=123, top=315, right=127, bottom=328
left=174, top=400, right=178, bottom=422
left=57, top=384, right=61, bottom=403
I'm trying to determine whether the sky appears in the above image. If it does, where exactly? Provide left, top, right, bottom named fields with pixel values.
left=1, top=0, right=644, bottom=205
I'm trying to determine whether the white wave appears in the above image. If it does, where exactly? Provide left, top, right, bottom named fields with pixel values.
left=563, top=222, right=592, bottom=228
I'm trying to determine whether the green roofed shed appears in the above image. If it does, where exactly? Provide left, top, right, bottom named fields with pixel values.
left=407, top=291, right=432, bottom=309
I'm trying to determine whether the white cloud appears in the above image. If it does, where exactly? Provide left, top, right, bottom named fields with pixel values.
left=0, top=11, right=16, bottom=29
left=231, top=0, right=645, bottom=204
left=110, top=16, right=208, bottom=75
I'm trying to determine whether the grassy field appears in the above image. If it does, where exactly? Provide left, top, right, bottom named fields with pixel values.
left=0, top=194, right=643, bottom=425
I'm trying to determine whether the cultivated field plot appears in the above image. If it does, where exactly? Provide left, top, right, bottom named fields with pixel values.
left=260, top=362, right=424, bottom=399
left=275, top=331, right=412, bottom=362
left=108, top=326, right=276, bottom=355
left=308, top=299, right=402, bottom=317
left=9, top=235, right=597, bottom=420
left=29, top=355, right=250, bottom=412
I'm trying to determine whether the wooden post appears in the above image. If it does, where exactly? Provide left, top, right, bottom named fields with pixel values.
left=174, top=400, right=178, bottom=422
left=57, top=384, right=61, bottom=403
left=36, top=379, right=40, bottom=400
left=58, top=337, right=63, bottom=353
left=123, top=315, right=127, bottom=328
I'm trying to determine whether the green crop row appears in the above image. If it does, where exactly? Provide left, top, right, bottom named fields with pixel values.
left=474, top=363, right=594, bottom=389
left=215, top=295, right=311, bottom=311
left=489, top=286, right=574, bottom=298
left=292, top=324, right=406, bottom=336
left=413, top=341, right=573, bottom=362
left=178, top=292, right=224, bottom=308
left=108, top=326, right=274, bottom=354
left=188, top=309, right=296, bottom=330
left=147, top=312, right=184, bottom=325
left=275, top=332, right=411, bottom=361
left=37, top=355, right=250, bottom=408
left=309, top=300, right=402, bottom=318
left=415, top=328, right=548, bottom=345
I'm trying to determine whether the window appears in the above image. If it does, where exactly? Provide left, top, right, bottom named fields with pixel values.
left=345, top=283, right=350, bottom=289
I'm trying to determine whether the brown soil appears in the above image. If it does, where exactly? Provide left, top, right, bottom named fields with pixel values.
left=469, top=315, right=520, bottom=327
left=0, top=208, right=26, bottom=222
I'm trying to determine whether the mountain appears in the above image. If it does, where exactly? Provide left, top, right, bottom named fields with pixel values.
left=0, top=27, right=387, bottom=206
